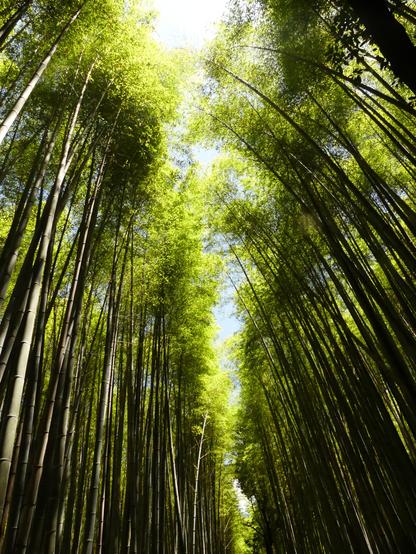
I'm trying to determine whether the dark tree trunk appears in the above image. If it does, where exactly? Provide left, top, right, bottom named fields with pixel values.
left=346, top=0, right=416, bottom=94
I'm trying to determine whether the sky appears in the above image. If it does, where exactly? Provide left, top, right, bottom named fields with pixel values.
left=152, top=0, right=228, bottom=49
left=153, top=0, right=240, bottom=343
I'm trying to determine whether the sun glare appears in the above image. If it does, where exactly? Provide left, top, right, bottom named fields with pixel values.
left=152, top=0, right=228, bottom=48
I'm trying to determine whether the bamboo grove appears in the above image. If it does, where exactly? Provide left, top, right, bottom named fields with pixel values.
left=199, top=0, right=416, bottom=552
left=0, top=1, right=241, bottom=553
left=1, top=0, right=416, bottom=553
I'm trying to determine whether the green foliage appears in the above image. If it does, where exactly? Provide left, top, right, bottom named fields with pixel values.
left=197, top=0, right=416, bottom=552
left=2, top=0, right=416, bottom=552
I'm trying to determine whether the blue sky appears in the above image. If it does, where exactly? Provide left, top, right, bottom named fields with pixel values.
left=214, top=294, right=241, bottom=342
